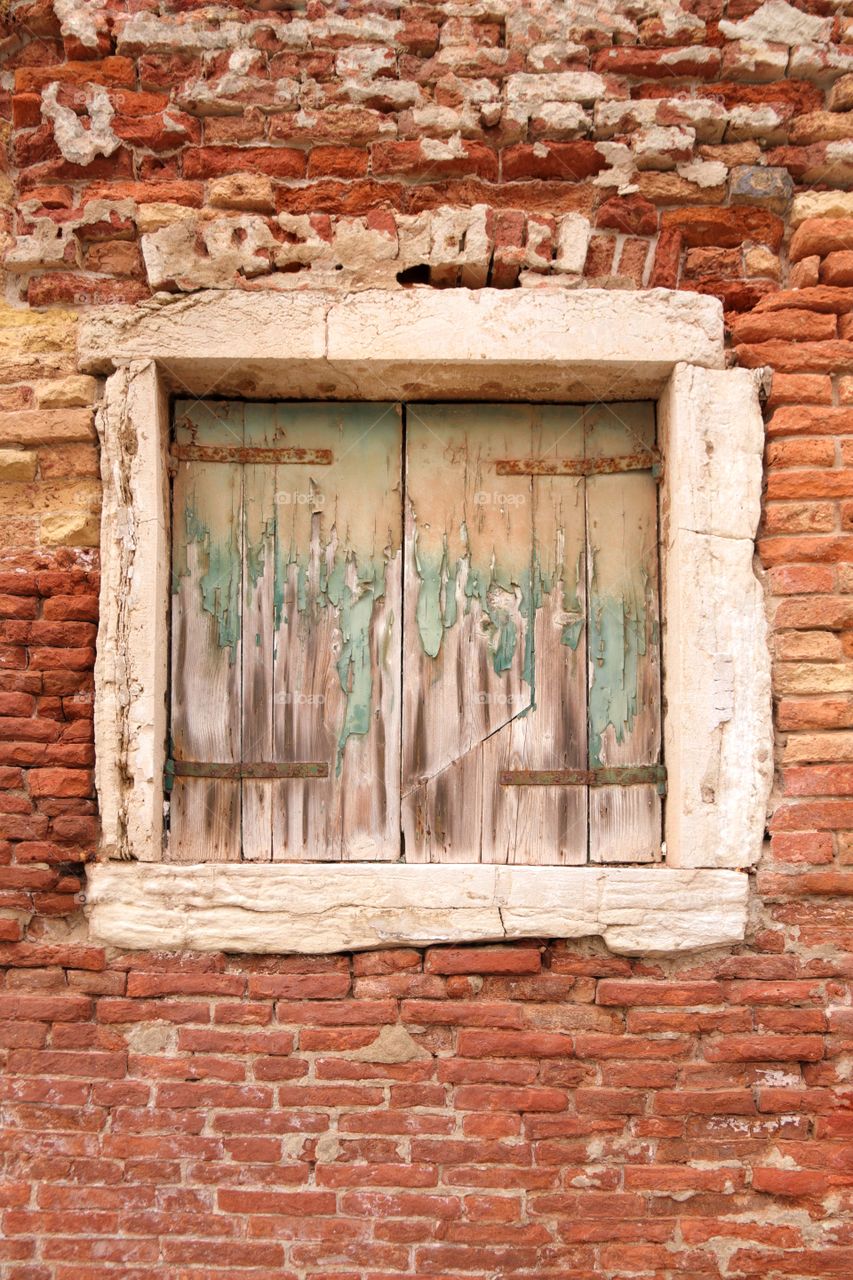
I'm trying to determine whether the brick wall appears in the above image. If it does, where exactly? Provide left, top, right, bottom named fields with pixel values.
left=1, top=1, right=852, bottom=1276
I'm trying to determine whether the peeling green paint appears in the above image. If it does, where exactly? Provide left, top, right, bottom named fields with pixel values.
left=172, top=495, right=242, bottom=657
left=411, top=520, right=581, bottom=714
left=587, top=588, right=648, bottom=768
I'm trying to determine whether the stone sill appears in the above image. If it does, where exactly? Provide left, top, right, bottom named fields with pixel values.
left=85, top=863, right=749, bottom=957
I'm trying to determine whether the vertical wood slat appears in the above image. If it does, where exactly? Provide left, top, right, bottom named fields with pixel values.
left=585, top=404, right=662, bottom=863
left=402, top=404, right=589, bottom=865
left=169, top=400, right=402, bottom=863
left=240, top=404, right=277, bottom=861
left=168, top=401, right=245, bottom=862
left=265, top=403, right=402, bottom=861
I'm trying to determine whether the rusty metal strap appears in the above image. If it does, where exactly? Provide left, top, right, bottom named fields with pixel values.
left=170, top=446, right=333, bottom=465
left=500, top=766, right=666, bottom=790
left=495, top=452, right=661, bottom=478
left=166, top=760, right=329, bottom=791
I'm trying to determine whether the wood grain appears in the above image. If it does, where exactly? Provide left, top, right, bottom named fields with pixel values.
left=169, top=400, right=245, bottom=862
left=403, top=404, right=589, bottom=865
left=585, top=404, right=662, bottom=864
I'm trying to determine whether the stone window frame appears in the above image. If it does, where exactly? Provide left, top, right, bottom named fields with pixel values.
left=78, top=287, right=772, bottom=956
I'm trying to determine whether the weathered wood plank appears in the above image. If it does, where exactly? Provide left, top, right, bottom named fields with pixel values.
left=240, top=404, right=277, bottom=861
left=403, top=405, right=588, bottom=865
left=169, top=400, right=244, bottom=862
left=585, top=404, right=662, bottom=864
left=262, top=403, right=402, bottom=861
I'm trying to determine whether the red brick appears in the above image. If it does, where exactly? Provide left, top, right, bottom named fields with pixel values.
left=15, top=58, right=135, bottom=92
left=595, top=46, right=722, bottom=79
left=790, top=218, right=853, bottom=263
left=755, top=285, right=853, bottom=314
left=821, top=250, right=853, bottom=287
left=184, top=147, right=306, bottom=180
left=595, top=194, right=658, bottom=235
left=425, top=947, right=540, bottom=976
left=501, top=142, right=605, bottom=182
left=768, top=406, right=853, bottom=436
left=731, top=309, right=837, bottom=344
left=648, top=226, right=681, bottom=288
left=373, top=140, right=498, bottom=180
left=307, top=146, right=369, bottom=178
left=661, top=206, right=784, bottom=250
left=456, top=1030, right=574, bottom=1058
left=597, top=980, right=725, bottom=1006
left=27, top=768, right=92, bottom=798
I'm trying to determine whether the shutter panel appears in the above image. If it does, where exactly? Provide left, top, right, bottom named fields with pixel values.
left=169, top=400, right=402, bottom=862
left=585, top=404, right=662, bottom=862
left=170, top=401, right=244, bottom=861
left=402, top=404, right=589, bottom=864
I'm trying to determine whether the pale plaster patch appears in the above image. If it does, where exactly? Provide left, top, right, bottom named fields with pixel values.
left=719, top=0, right=832, bottom=45
left=41, top=83, right=120, bottom=167
left=53, top=0, right=103, bottom=48
left=85, top=863, right=750, bottom=957
left=348, top=1025, right=431, bottom=1063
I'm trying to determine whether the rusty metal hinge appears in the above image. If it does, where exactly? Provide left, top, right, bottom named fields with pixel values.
left=495, top=451, right=662, bottom=480
left=165, top=760, right=329, bottom=791
left=169, top=445, right=333, bottom=468
left=500, top=765, right=667, bottom=795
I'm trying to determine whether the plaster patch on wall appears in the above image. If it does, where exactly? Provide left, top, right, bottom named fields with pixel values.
left=41, top=82, right=120, bottom=167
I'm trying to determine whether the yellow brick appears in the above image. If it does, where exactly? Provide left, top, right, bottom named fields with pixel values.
left=0, top=478, right=100, bottom=517
left=0, top=448, right=37, bottom=481
left=36, top=375, right=98, bottom=408
left=0, top=408, right=95, bottom=446
left=40, top=509, right=100, bottom=548
left=775, top=662, right=853, bottom=695
left=0, top=303, right=77, bottom=355
left=784, top=731, right=853, bottom=764
left=136, top=202, right=197, bottom=234
left=774, top=631, right=843, bottom=661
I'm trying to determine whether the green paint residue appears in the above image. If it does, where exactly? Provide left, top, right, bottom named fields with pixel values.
left=271, top=515, right=392, bottom=774
left=173, top=500, right=242, bottom=658
left=587, top=590, right=647, bottom=767
left=412, top=531, right=581, bottom=714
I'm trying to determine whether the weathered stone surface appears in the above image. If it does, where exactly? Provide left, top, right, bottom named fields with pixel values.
left=41, top=82, right=120, bottom=166
left=729, top=165, right=793, bottom=212
left=94, top=363, right=169, bottom=864
left=85, top=863, right=749, bottom=956
left=78, top=288, right=725, bottom=403
left=659, top=366, right=773, bottom=871
left=553, top=212, right=590, bottom=274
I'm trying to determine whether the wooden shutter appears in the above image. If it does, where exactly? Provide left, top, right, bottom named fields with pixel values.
left=169, top=400, right=402, bottom=862
left=401, top=402, right=662, bottom=865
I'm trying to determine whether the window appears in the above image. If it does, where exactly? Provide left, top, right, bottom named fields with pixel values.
left=84, top=288, right=768, bottom=954
left=167, top=398, right=662, bottom=866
